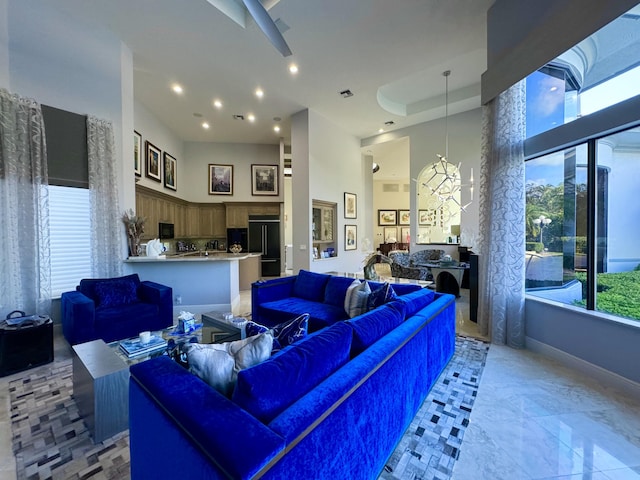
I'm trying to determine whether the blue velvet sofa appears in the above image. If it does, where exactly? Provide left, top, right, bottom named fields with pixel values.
left=128, top=273, right=456, bottom=480
left=251, top=270, right=423, bottom=331
left=61, top=273, right=173, bottom=345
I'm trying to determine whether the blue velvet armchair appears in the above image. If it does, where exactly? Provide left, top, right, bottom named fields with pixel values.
left=61, top=273, right=173, bottom=345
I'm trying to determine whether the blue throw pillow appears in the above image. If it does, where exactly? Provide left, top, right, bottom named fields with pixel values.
left=323, top=275, right=358, bottom=308
left=245, top=313, right=309, bottom=354
left=347, top=305, right=404, bottom=355
left=292, top=270, right=330, bottom=302
left=94, top=277, right=138, bottom=307
left=233, top=322, right=353, bottom=424
left=367, top=282, right=398, bottom=311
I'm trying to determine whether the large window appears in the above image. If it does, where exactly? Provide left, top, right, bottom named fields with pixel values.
left=49, top=185, right=91, bottom=297
left=525, top=126, right=640, bottom=322
left=525, top=5, right=640, bottom=140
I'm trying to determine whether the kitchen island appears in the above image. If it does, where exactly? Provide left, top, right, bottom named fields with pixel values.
left=123, top=252, right=261, bottom=316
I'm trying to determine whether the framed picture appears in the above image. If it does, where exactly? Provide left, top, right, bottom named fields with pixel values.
left=383, top=227, right=397, bottom=243
left=345, top=225, right=357, bottom=251
left=145, top=140, right=162, bottom=182
left=344, top=192, right=357, bottom=219
left=251, top=164, right=278, bottom=196
left=418, top=209, right=431, bottom=225
left=209, top=164, right=233, bottom=195
left=400, top=227, right=410, bottom=244
left=398, top=209, right=410, bottom=225
left=378, top=209, right=397, bottom=226
left=163, top=152, right=177, bottom=191
left=134, top=131, right=142, bottom=176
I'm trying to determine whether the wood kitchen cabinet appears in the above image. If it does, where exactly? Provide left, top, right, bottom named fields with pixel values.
left=136, top=186, right=281, bottom=240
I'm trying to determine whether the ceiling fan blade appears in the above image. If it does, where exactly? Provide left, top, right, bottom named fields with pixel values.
left=241, top=0, right=292, bottom=57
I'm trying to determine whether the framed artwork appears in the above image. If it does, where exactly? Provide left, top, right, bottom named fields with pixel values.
left=400, top=227, right=410, bottom=243
left=383, top=226, right=397, bottom=243
left=345, top=225, right=357, bottom=251
left=378, top=209, right=397, bottom=226
left=145, top=140, right=162, bottom=182
left=398, top=209, right=410, bottom=225
left=163, top=152, right=177, bottom=191
left=134, top=131, right=142, bottom=176
left=344, top=192, right=357, bottom=219
left=209, top=164, right=233, bottom=195
left=418, top=209, right=431, bottom=225
left=251, top=164, right=278, bottom=195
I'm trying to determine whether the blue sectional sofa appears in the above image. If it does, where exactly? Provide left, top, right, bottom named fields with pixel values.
left=129, top=271, right=456, bottom=479
left=251, top=270, right=423, bottom=331
left=61, top=273, right=173, bottom=345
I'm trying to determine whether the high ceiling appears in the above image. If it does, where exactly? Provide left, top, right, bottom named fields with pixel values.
left=52, top=0, right=494, bottom=145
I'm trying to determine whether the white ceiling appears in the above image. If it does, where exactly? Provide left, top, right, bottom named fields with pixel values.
left=52, top=0, right=494, bottom=146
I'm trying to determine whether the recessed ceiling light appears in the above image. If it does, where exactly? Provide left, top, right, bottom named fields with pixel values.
left=172, top=84, right=183, bottom=94
left=248, top=114, right=256, bottom=122
left=274, top=125, right=281, bottom=133
left=550, top=86, right=558, bottom=92
left=255, top=88, right=264, bottom=98
left=289, top=63, right=299, bottom=74
left=213, top=99, right=222, bottom=109
left=202, top=122, right=210, bottom=129
left=378, top=128, right=384, bottom=133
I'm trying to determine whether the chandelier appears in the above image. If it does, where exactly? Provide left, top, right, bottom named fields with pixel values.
left=421, top=70, right=474, bottom=213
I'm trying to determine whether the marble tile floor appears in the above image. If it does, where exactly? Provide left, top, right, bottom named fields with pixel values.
left=2, top=287, right=638, bottom=480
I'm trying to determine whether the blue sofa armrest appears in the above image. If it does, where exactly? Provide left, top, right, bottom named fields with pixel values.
left=129, top=357, right=285, bottom=479
left=61, top=290, right=96, bottom=345
left=251, top=276, right=296, bottom=321
left=138, top=280, right=173, bottom=328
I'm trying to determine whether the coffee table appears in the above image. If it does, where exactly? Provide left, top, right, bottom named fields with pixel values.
left=201, top=312, right=246, bottom=344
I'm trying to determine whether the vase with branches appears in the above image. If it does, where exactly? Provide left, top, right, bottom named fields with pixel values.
left=122, top=209, right=145, bottom=256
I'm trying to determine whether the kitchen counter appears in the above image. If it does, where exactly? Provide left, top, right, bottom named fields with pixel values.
left=124, top=252, right=259, bottom=262
left=123, top=253, right=262, bottom=315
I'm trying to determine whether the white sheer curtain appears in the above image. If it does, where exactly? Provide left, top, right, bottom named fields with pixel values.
left=477, top=80, right=527, bottom=348
left=0, top=89, right=51, bottom=317
left=87, top=116, right=122, bottom=278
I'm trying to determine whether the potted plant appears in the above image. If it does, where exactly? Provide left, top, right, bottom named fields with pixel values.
left=122, top=209, right=145, bottom=256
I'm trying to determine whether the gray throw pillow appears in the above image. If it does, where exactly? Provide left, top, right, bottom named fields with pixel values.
left=344, top=279, right=371, bottom=318
left=186, top=332, right=273, bottom=396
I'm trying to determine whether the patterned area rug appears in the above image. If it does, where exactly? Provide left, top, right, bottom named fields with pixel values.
left=9, top=336, right=488, bottom=480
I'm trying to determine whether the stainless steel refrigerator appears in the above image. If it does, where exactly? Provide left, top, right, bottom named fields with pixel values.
left=248, top=215, right=281, bottom=276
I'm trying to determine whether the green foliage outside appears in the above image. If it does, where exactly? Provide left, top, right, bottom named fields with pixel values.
left=526, top=242, right=544, bottom=253
left=575, top=270, right=640, bottom=320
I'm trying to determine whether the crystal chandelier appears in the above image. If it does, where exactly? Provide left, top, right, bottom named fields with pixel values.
left=421, top=70, right=474, bottom=213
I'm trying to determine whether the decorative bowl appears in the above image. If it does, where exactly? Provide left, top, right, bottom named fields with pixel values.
left=229, top=244, right=242, bottom=254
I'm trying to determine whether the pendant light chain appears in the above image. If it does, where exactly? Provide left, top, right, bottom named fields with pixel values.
left=443, top=70, right=450, bottom=160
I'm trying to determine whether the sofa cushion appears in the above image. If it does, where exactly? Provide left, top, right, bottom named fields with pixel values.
left=367, top=282, right=398, bottom=311
left=292, top=270, right=330, bottom=302
left=324, top=275, right=357, bottom=308
left=258, top=298, right=348, bottom=331
left=93, top=276, right=139, bottom=308
left=347, top=303, right=404, bottom=355
left=233, top=322, right=353, bottom=424
left=186, top=332, right=273, bottom=397
left=245, top=313, right=309, bottom=354
left=390, top=288, right=435, bottom=318
left=344, top=279, right=371, bottom=318
left=79, top=273, right=140, bottom=303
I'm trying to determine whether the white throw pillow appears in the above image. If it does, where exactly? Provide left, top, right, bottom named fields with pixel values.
left=187, top=332, right=273, bottom=396
left=344, top=279, right=372, bottom=318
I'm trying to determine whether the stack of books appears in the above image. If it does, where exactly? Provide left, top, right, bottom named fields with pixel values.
left=119, top=336, right=167, bottom=358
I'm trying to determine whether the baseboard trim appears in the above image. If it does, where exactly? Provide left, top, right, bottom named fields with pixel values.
left=526, top=336, right=640, bottom=398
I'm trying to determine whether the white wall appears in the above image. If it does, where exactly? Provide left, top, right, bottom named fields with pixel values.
left=134, top=100, right=185, bottom=198
left=183, top=142, right=280, bottom=203
left=308, top=110, right=365, bottom=274
left=363, top=108, right=482, bottom=259
left=290, top=109, right=365, bottom=274
left=0, top=0, right=9, bottom=88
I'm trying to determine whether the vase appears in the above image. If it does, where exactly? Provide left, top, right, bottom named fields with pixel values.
left=128, top=236, right=141, bottom=257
